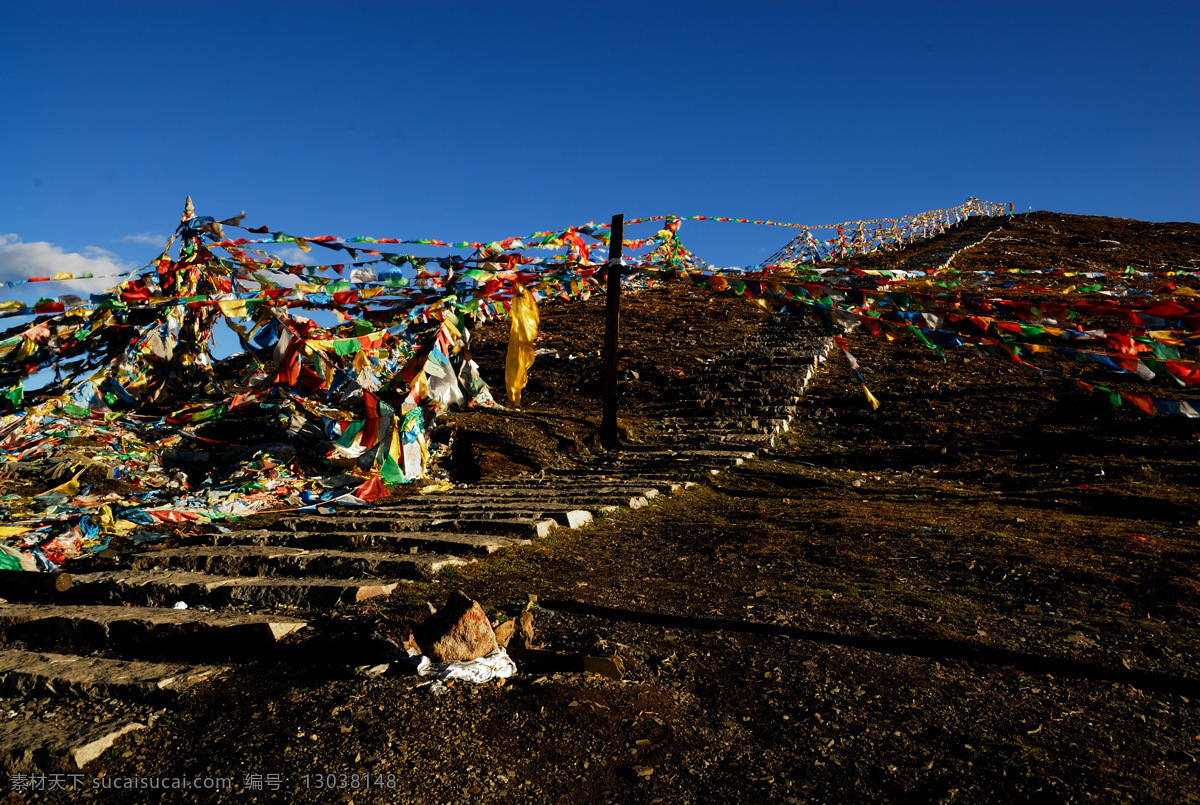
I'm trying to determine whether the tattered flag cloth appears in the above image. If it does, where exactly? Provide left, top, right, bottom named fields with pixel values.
left=505, top=282, right=539, bottom=407
left=675, top=263, right=1200, bottom=417
left=5, top=196, right=1187, bottom=573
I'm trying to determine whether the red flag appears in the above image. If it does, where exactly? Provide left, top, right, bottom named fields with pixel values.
left=1121, top=393, right=1157, bottom=416
left=353, top=476, right=388, bottom=502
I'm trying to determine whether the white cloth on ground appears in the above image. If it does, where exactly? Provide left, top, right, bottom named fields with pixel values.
left=413, top=647, right=517, bottom=694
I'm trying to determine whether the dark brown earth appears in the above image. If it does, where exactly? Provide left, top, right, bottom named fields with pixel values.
left=10, top=212, right=1200, bottom=804
left=435, top=281, right=771, bottom=480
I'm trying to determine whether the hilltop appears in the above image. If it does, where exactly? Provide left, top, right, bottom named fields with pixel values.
left=10, top=211, right=1200, bottom=804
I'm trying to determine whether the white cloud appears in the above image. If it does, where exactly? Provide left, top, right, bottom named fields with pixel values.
left=241, top=246, right=328, bottom=290
left=0, top=234, right=135, bottom=296
left=118, top=232, right=171, bottom=247
left=272, top=246, right=327, bottom=266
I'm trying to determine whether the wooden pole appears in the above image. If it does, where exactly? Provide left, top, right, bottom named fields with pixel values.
left=0, top=569, right=72, bottom=599
left=601, top=214, right=624, bottom=445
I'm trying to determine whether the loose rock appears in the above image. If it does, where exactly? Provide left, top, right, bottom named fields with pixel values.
left=415, top=590, right=498, bottom=661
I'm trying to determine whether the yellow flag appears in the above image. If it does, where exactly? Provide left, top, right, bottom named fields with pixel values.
left=505, top=282, right=539, bottom=407
left=97, top=505, right=138, bottom=536
left=15, top=338, right=36, bottom=360
left=862, top=384, right=881, bottom=410
left=46, top=471, right=83, bottom=497
left=217, top=299, right=248, bottom=318
left=353, top=349, right=371, bottom=372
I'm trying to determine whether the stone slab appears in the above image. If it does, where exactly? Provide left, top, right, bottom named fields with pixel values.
left=214, top=529, right=524, bottom=556
left=0, top=717, right=145, bottom=771
left=377, top=495, right=649, bottom=513
left=315, top=507, right=592, bottom=528
left=70, top=571, right=400, bottom=608
left=0, top=649, right=227, bottom=701
left=128, top=544, right=307, bottom=572
left=413, top=486, right=659, bottom=500
left=207, top=577, right=400, bottom=608
left=284, top=516, right=557, bottom=539
left=128, top=545, right=467, bottom=580
left=0, top=603, right=306, bottom=645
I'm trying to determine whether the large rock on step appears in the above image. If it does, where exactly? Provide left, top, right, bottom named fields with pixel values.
left=416, top=590, right=497, bottom=662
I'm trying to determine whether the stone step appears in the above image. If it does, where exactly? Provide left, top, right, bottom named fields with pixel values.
left=652, top=440, right=771, bottom=456
left=0, top=604, right=306, bottom=649
left=711, top=351, right=822, bottom=363
left=127, top=545, right=469, bottom=580
left=669, top=417, right=790, bottom=433
left=574, top=456, right=748, bottom=473
left=549, top=465, right=724, bottom=480
left=277, top=515, right=559, bottom=539
left=690, top=403, right=802, bottom=416
left=374, top=501, right=647, bottom=518
left=332, top=506, right=596, bottom=529
left=360, top=505, right=602, bottom=525
left=541, top=470, right=698, bottom=484
left=602, top=447, right=757, bottom=461
left=697, top=373, right=801, bottom=387
left=664, top=402, right=800, bottom=416
left=416, top=482, right=659, bottom=493
left=708, top=357, right=815, bottom=368
left=563, top=468, right=727, bottom=483
left=727, top=342, right=824, bottom=353
left=70, top=570, right=400, bottom=609
left=709, top=357, right=821, bottom=371
left=720, top=342, right=821, bottom=352
left=692, top=391, right=802, bottom=403
left=696, top=380, right=810, bottom=396
left=659, top=430, right=775, bottom=444
left=730, top=326, right=825, bottom=337
left=377, top=494, right=651, bottom=511
left=458, top=479, right=684, bottom=494
left=690, top=391, right=803, bottom=403
left=579, top=450, right=748, bottom=464
left=692, top=378, right=774, bottom=389
left=515, top=479, right=689, bottom=495
left=0, top=649, right=227, bottom=702
left=2, top=716, right=145, bottom=771
left=656, top=428, right=773, bottom=442
left=696, top=388, right=804, bottom=402
left=691, top=393, right=803, bottom=407
left=214, top=529, right=525, bottom=556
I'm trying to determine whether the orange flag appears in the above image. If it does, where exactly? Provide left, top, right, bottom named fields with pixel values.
left=505, top=282, right=539, bottom=407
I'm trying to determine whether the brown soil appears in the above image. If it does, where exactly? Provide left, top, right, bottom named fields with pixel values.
left=435, top=282, right=770, bottom=480
left=14, top=212, right=1200, bottom=805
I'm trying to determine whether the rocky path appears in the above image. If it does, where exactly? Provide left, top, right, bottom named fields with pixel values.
left=890, top=213, right=1007, bottom=274
left=0, top=295, right=842, bottom=772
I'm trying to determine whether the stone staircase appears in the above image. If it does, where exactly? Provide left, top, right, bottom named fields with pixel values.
left=650, top=313, right=833, bottom=453
left=0, top=311, right=835, bottom=773
left=885, top=214, right=1007, bottom=275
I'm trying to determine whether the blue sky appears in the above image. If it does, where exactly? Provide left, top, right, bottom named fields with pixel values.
left=1, top=0, right=1197, bottom=289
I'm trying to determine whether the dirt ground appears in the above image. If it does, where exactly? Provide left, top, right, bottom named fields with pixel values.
left=10, top=212, right=1200, bottom=804
left=434, top=280, right=771, bottom=480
